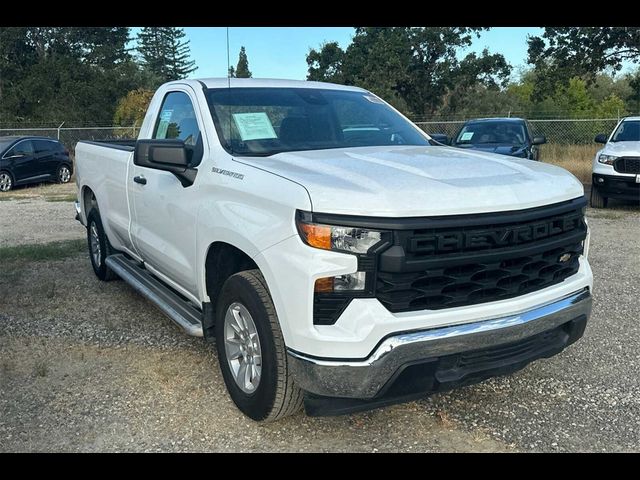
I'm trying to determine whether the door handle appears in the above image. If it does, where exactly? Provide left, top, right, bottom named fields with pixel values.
left=133, top=175, right=147, bottom=185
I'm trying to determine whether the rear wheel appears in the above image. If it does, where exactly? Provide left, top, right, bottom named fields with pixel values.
left=57, top=164, right=71, bottom=183
left=86, top=209, right=118, bottom=281
left=590, top=185, right=608, bottom=208
left=0, top=171, right=13, bottom=192
left=215, top=270, right=303, bottom=422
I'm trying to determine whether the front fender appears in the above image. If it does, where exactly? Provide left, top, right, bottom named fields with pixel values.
left=195, top=166, right=312, bottom=301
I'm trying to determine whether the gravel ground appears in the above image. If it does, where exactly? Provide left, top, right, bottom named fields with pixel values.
left=0, top=198, right=638, bottom=452
left=0, top=199, right=84, bottom=248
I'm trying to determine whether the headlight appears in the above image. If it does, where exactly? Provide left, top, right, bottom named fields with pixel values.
left=296, top=213, right=386, bottom=254
left=598, top=154, right=617, bottom=165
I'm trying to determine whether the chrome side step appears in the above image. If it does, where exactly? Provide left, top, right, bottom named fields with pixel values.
left=105, top=254, right=203, bottom=337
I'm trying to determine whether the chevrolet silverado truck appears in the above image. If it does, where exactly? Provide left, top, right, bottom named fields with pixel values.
left=75, top=78, right=593, bottom=421
left=591, top=116, right=640, bottom=208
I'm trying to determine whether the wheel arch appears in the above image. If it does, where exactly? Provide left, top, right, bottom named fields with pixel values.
left=204, top=241, right=260, bottom=307
left=80, top=185, right=99, bottom=223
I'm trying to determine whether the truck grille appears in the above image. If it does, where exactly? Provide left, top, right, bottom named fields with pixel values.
left=375, top=198, right=587, bottom=313
left=614, top=157, right=640, bottom=174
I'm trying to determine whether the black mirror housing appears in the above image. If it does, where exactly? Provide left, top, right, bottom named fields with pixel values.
left=594, top=133, right=608, bottom=144
left=429, top=133, right=450, bottom=145
left=134, top=139, right=197, bottom=187
left=532, top=135, right=547, bottom=145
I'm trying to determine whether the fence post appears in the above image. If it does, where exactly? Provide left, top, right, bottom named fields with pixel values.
left=57, top=121, right=65, bottom=140
left=132, top=121, right=137, bottom=139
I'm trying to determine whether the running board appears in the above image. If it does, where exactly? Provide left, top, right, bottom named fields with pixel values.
left=105, top=254, right=203, bottom=337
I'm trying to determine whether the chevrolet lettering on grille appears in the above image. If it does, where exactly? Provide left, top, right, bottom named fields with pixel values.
left=408, top=213, right=583, bottom=254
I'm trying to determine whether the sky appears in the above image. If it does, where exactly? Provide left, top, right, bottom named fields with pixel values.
left=131, top=27, right=544, bottom=80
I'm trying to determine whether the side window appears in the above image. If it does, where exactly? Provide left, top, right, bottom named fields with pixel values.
left=5, top=140, right=34, bottom=157
left=153, top=92, right=201, bottom=147
left=34, top=140, right=55, bottom=155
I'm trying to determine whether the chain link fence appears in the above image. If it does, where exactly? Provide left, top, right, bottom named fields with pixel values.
left=0, top=118, right=625, bottom=184
left=0, top=126, right=140, bottom=159
left=0, top=118, right=622, bottom=148
left=413, top=118, right=620, bottom=145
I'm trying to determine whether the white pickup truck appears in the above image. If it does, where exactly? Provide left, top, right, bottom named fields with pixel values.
left=591, top=116, right=640, bottom=208
left=75, top=78, right=593, bottom=421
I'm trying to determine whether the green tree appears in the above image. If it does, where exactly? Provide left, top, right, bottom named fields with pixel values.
left=628, top=70, right=640, bottom=114
left=113, top=88, right=155, bottom=126
left=527, top=27, right=640, bottom=99
left=596, top=93, right=627, bottom=118
left=306, top=41, right=344, bottom=83
left=0, top=27, right=140, bottom=124
left=137, top=27, right=196, bottom=86
left=232, top=46, right=252, bottom=78
left=307, top=27, right=510, bottom=116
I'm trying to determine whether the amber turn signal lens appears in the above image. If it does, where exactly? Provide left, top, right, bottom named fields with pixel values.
left=299, top=223, right=332, bottom=250
left=314, top=277, right=334, bottom=293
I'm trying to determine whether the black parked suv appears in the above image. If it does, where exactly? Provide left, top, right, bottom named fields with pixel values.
left=446, top=118, right=546, bottom=160
left=0, top=136, right=73, bottom=192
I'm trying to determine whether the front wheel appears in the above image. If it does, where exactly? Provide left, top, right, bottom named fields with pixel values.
left=0, top=171, right=13, bottom=192
left=590, top=185, right=608, bottom=208
left=215, top=270, right=303, bottom=422
left=57, top=164, right=72, bottom=184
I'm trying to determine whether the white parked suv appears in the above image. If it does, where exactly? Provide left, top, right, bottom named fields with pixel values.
left=74, top=78, right=593, bottom=421
left=591, top=116, right=640, bottom=208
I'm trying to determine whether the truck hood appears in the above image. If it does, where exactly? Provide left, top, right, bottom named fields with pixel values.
left=601, top=141, right=640, bottom=156
left=236, top=145, right=584, bottom=217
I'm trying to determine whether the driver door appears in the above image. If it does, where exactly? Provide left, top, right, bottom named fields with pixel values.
left=129, top=88, right=205, bottom=299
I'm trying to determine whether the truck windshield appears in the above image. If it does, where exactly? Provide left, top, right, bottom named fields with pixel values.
left=454, top=121, right=527, bottom=146
left=611, top=120, right=640, bottom=142
left=205, top=87, right=430, bottom=156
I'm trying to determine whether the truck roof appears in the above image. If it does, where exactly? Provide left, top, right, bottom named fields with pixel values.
left=182, top=77, right=367, bottom=92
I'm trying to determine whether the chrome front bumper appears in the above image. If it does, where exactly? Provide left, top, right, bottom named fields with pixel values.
left=288, top=288, right=592, bottom=399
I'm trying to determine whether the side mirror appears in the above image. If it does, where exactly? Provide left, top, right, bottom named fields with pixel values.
left=594, top=133, right=608, bottom=144
left=531, top=135, right=546, bottom=145
left=134, top=139, right=197, bottom=187
left=429, top=133, right=450, bottom=145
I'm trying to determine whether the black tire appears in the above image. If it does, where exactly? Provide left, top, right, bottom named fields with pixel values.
left=590, top=185, right=608, bottom=208
left=57, top=164, right=72, bottom=184
left=0, top=170, right=13, bottom=192
left=86, top=209, right=118, bottom=281
left=215, top=270, right=303, bottom=422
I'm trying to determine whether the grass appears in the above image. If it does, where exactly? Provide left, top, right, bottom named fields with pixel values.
left=540, top=144, right=598, bottom=183
left=45, top=194, right=78, bottom=202
left=0, top=238, right=85, bottom=262
left=0, top=181, right=77, bottom=202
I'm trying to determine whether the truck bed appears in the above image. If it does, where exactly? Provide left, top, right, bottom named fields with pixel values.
left=79, top=139, right=136, bottom=151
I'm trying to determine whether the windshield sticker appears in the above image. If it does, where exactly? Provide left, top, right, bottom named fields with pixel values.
left=232, top=112, right=277, bottom=141
left=460, top=132, right=474, bottom=141
left=156, top=109, right=173, bottom=139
